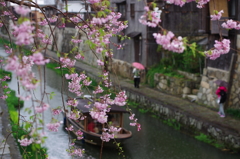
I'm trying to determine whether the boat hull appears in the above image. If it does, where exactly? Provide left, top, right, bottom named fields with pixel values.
left=65, top=118, right=132, bottom=147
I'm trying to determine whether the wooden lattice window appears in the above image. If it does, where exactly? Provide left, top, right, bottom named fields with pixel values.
left=117, top=2, right=126, bottom=20
left=209, top=0, right=229, bottom=36
left=130, top=3, right=135, bottom=18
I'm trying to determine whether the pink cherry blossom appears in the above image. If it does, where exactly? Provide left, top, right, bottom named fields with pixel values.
left=67, top=110, right=80, bottom=120
left=11, top=21, right=35, bottom=45
left=211, top=10, right=224, bottom=20
left=60, top=57, right=76, bottom=68
left=14, top=5, right=31, bottom=16
left=90, top=111, right=108, bottom=124
left=100, top=132, right=114, bottom=142
left=67, top=99, right=79, bottom=107
left=75, top=54, right=84, bottom=60
left=52, top=108, right=62, bottom=115
left=71, top=39, right=82, bottom=44
left=222, top=20, right=238, bottom=29
left=3, top=11, right=11, bottom=16
left=39, top=19, right=48, bottom=26
left=0, top=95, right=7, bottom=100
left=205, top=39, right=230, bottom=60
left=129, top=114, right=135, bottom=120
left=18, top=138, right=33, bottom=146
left=76, top=130, right=83, bottom=140
left=46, top=122, right=61, bottom=132
left=48, top=16, right=58, bottom=23
left=93, top=85, right=104, bottom=94
left=88, top=0, right=100, bottom=4
left=153, top=31, right=185, bottom=53
left=30, top=52, right=50, bottom=65
left=35, top=103, right=50, bottom=113
left=0, top=2, right=6, bottom=6
left=68, top=148, right=85, bottom=157
left=114, top=91, right=127, bottom=106
left=4, top=45, right=12, bottom=54
left=65, top=125, right=74, bottom=131
left=97, top=59, right=104, bottom=66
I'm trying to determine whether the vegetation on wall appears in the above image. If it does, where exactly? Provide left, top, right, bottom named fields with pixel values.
left=225, top=109, right=240, bottom=120
left=0, top=37, right=31, bottom=55
left=195, top=133, right=224, bottom=149
left=147, top=43, right=204, bottom=87
left=0, top=70, right=47, bottom=158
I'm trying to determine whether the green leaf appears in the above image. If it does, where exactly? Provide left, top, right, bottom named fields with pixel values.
left=57, top=51, right=61, bottom=57
left=18, top=17, right=29, bottom=24
left=50, top=92, right=56, bottom=100
left=99, top=29, right=105, bottom=36
left=24, top=123, right=31, bottom=130
left=97, top=11, right=103, bottom=17
left=190, top=42, right=197, bottom=57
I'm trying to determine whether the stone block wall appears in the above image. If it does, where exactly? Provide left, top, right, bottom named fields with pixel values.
left=229, top=55, right=240, bottom=109
left=154, top=73, right=200, bottom=96
left=109, top=59, right=146, bottom=80
left=197, top=67, right=230, bottom=108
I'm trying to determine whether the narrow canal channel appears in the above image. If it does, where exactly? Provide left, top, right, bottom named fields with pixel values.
left=1, top=48, right=239, bottom=159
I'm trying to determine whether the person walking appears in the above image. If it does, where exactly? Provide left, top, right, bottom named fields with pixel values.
left=133, top=68, right=140, bottom=88
left=216, top=86, right=227, bottom=118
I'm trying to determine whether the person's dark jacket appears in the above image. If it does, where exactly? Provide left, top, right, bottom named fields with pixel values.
left=220, top=90, right=227, bottom=103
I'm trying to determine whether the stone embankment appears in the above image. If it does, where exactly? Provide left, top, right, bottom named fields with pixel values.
left=0, top=89, right=22, bottom=159
left=44, top=50, right=240, bottom=152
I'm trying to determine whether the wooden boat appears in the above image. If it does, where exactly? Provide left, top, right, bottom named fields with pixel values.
left=65, top=97, right=132, bottom=147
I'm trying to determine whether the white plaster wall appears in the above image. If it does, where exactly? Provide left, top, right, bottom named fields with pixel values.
left=62, top=2, right=90, bottom=13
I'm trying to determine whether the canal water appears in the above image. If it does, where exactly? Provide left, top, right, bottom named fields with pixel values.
left=1, top=48, right=239, bottom=159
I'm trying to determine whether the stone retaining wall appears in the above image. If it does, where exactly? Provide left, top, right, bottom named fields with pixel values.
left=154, top=73, right=200, bottom=96
left=229, top=54, right=240, bottom=109
left=197, top=67, right=230, bottom=108
left=124, top=89, right=240, bottom=152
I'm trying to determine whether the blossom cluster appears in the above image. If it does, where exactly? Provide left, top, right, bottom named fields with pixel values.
left=52, top=108, right=62, bottom=115
left=165, top=0, right=210, bottom=8
left=153, top=31, right=185, bottom=53
left=222, top=20, right=240, bottom=30
left=18, top=138, right=33, bottom=146
left=65, top=73, right=91, bottom=96
left=84, top=11, right=128, bottom=55
left=87, top=0, right=100, bottom=4
left=211, top=10, right=224, bottom=21
left=60, top=57, right=76, bottom=68
left=68, top=147, right=85, bottom=157
left=129, top=114, right=141, bottom=131
left=46, top=122, right=61, bottom=132
left=139, top=6, right=161, bottom=27
left=67, top=98, right=79, bottom=107
left=101, top=126, right=121, bottom=142
left=39, top=16, right=58, bottom=26
left=35, top=103, right=50, bottom=113
left=37, top=29, right=53, bottom=45
left=4, top=54, right=49, bottom=91
left=205, top=39, right=230, bottom=60
left=11, top=20, right=35, bottom=46
left=102, top=71, right=112, bottom=87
